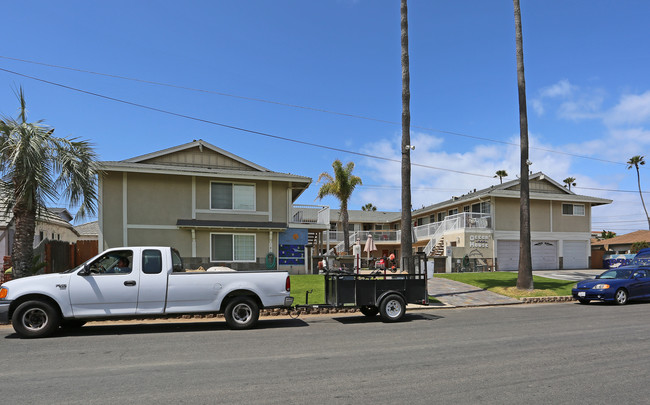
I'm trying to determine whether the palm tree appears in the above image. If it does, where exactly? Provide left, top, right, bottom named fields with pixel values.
left=362, top=203, right=377, bottom=212
left=627, top=155, right=649, bottom=230
left=400, top=0, right=413, bottom=268
left=316, top=160, right=362, bottom=253
left=0, top=87, right=101, bottom=279
left=563, top=177, right=577, bottom=191
left=513, top=0, right=533, bottom=290
left=495, top=170, right=508, bottom=184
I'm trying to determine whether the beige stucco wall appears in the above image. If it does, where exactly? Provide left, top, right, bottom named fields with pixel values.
left=552, top=201, right=590, bottom=232
left=101, top=173, right=125, bottom=248
left=127, top=173, right=192, bottom=225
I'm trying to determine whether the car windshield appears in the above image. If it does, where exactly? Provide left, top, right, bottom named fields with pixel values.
left=599, top=269, right=633, bottom=279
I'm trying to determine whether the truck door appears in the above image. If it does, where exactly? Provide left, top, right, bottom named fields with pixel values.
left=135, top=249, right=168, bottom=314
left=69, top=249, right=139, bottom=317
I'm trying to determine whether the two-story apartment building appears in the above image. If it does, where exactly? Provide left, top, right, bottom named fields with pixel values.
left=301, top=172, right=612, bottom=271
left=98, top=140, right=315, bottom=271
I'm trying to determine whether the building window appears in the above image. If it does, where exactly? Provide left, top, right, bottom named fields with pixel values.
left=210, top=182, right=255, bottom=211
left=437, top=212, right=446, bottom=222
left=471, top=202, right=491, bottom=214
left=211, top=233, right=256, bottom=262
left=562, top=203, right=585, bottom=216
left=448, top=208, right=458, bottom=216
left=375, top=224, right=388, bottom=231
left=463, top=206, right=470, bottom=213
left=416, top=218, right=424, bottom=226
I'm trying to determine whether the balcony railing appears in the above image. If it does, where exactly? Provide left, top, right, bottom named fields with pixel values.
left=290, top=204, right=330, bottom=225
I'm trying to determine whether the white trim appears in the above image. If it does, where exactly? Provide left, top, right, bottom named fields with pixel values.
left=194, top=209, right=268, bottom=216
left=209, top=181, right=256, bottom=211
left=549, top=200, right=553, bottom=232
left=268, top=180, right=273, bottom=222
left=100, top=162, right=310, bottom=184
left=191, top=229, right=196, bottom=257
left=122, top=172, right=128, bottom=245
left=98, top=176, right=104, bottom=250
left=126, top=224, right=179, bottom=230
left=210, top=232, right=257, bottom=262
left=192, top=176, right=196, bottom=219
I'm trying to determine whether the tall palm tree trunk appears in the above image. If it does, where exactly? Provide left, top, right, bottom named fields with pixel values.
left=12, top=200, right=37, bottom=279
left=400, top=0, right=413, bottom=271
left=635, top=165, right=650, bottom=230
left=341, top=200, right=351, bottom=252
left=513, top=0, right=533, bottom=289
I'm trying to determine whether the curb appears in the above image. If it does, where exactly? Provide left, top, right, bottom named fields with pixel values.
left=520, top=296, right=576, bottom=304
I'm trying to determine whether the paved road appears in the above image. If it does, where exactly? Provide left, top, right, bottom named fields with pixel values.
left=3, top=302, right=650, bottom=404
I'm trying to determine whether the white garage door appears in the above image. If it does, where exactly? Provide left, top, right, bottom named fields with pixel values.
left=496, top=240, right=519, bottom=271
left=497, top=240, right=558, bottom=270
left=563, top=241, right=588, bottom=269
left=531, top=241, right=557, bottom=270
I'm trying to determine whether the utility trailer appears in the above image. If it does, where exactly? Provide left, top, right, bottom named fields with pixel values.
left=324, top=253, right=429, bottom=322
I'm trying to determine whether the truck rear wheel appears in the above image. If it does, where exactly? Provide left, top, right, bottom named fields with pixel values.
left=224, top=297, right=259, bottom=330
left=379, top=294, right=405, bottom=322
left=12, top=300, right=61, bottom=338
left=360, top=305, right=379, bottom=317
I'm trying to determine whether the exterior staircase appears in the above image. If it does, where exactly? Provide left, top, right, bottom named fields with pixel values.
left=432, top=237, right=446, bottom=256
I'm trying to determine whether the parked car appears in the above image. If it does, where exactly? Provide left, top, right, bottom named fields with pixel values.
left=572, top=248, right=650, bottom=305
left=0, top=246, right=293, bottom=338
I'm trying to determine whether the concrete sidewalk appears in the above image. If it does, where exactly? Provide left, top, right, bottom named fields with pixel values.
left=427, top=277, right=522, bottom=307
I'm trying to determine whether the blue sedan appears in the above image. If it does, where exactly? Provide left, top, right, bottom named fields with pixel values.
left=572, top=267, right=650, bottom=305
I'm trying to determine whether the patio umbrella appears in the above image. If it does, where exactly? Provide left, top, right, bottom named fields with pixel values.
left=364, top=234, right=377, bottom=262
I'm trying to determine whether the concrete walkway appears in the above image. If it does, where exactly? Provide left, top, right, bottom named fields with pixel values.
left=427, top=277, right=521, bottom=307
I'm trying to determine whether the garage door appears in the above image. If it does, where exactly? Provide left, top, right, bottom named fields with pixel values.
left=531, top=241, right=557, bottom=270
left=496, top=240, right=519, bottom=271
left=563, top=241, right=588, bottom=269
left=497, top=240, right=558, bottom=270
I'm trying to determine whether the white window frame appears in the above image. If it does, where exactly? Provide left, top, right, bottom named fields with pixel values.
left=210, top=233, right=257, bottom=262
left=562, top=203, right=585, bottom=216
left=210, top=181, right=256, bottom=211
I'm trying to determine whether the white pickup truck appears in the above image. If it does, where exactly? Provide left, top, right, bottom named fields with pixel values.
left=0, top=246, right=294, bottom=338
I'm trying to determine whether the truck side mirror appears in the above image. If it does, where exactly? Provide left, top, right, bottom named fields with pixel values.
left=78, top=264, right=91, bottom=276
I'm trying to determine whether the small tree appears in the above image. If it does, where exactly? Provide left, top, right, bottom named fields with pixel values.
left=362, top=203, right=377, bottom=212
left=317, top=160, right=362, bottom=253
left=627, top=155, right=649, bottom=230
left=563, top=177, right=577, bottom=191
left=495, top=170, right=508, bottom=184
left=601, top=230, right=616, bottom=239
left=0, top=87, right=101, bottom=279
left=631, top=241, right=649, bottom=254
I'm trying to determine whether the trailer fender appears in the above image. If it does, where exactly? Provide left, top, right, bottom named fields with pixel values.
left=375, top=290, right=406, bottom=307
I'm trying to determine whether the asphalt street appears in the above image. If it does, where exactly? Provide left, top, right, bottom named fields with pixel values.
left=2, top=301, right=650, bottom=404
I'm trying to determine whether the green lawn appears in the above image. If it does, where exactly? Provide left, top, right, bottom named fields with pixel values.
left=434, top=272, right=576, bottom=298
left=290, top=275, right=326, bottom=305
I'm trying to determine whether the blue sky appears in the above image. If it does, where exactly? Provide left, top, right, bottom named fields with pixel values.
left=1, top=1, right=649, bottom=234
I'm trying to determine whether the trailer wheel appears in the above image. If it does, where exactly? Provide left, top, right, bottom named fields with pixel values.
left=224, top=297, right=259, bottom=330
left=379, top=294, right=405, bottom=322
left=360, top=305, right=379, bottom=317
left=12, top=300, right=61, bottom=338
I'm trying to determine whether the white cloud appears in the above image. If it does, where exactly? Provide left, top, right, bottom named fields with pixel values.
left=540, top=79, right=576, bottom=98
left=604, top=91, right=650, bottom=126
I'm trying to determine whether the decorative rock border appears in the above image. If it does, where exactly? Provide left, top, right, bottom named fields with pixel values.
left=520, top=296, right=576, bottom=304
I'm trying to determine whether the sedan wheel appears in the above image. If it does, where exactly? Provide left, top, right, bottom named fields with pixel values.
left=615, top=288, right=629, bottom=305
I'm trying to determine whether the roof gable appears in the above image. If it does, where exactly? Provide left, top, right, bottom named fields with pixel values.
left=503, top=174, right=572, bottom=195
left=124, top=139, right=269, bottom=172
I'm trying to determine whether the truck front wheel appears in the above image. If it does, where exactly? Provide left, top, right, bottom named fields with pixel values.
left=379, top=294, right=405, bottom=322
left=12, top=300, right=61, bottom=338
left=224, top=297, right=259, bottom=330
